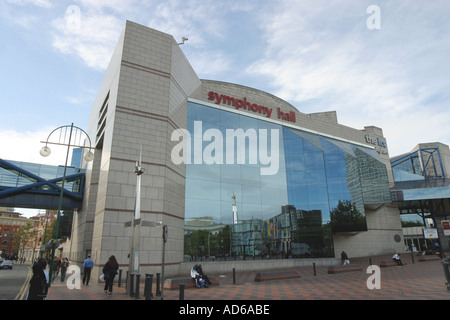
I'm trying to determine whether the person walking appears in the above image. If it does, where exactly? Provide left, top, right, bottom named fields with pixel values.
left=27, top=258, right=49, bottom=300
left=52, top=256, right=61, bottom=281
left=60, top=257, right=69, bottom=283
left=102, top=255, right=119, bottom=295
left=82, top=254, right=94, bottom=286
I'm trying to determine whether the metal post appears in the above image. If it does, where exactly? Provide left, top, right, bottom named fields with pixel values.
left=161, top=225, right=167, bottom=300
left=135, top=274, right=141, bottom=299
left=156, top=273, right=161, bottom=296
left=48, top=124, right=73, bottom=287
left=441, top=258, right=450, bottom=290
left=233, top=268, right=236, bottom=284
left=129, top=274, right=135, bottom=297
left=118, top=269, right=123, bottom=287
left=127, top=147, right=144, bottom=294
left=144, top=274, right=153, bottom=300
left=179, top=284, right=185, bottom=300
left=40, top=123, right=94, bottom=287
left=411, top=252, right=415, bottom=264
left=313, top=263, right=316, bottom=276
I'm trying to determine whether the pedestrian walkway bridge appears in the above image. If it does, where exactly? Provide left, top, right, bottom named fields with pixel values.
left=0, top=158, right=85, bottom=210
left=391, top=146, right=450, bottom=219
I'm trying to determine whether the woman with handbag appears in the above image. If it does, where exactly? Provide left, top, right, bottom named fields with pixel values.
left=102, top=255, right=119, bottom=295
left=27, top=258, right=49, bottom=300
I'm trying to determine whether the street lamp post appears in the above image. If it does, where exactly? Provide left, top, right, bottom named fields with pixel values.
left=127, top=147, right=144, bottom=294
left=40, top=123, right=94, bottom=287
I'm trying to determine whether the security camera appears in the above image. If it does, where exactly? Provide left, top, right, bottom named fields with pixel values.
left=178, top=37, right=189, bottom=45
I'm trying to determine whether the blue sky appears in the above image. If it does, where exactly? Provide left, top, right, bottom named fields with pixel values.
left=1, top=1, right=450, bottom=166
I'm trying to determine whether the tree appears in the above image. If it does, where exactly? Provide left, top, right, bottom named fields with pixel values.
left=330, top=200, right=367, bottom=233
left=14, top=222, right=38, bottom=261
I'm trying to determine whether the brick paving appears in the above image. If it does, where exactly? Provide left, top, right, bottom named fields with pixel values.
left=44, top=253, right=450, bottom=301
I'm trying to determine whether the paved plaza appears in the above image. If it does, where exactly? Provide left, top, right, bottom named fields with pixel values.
left=44, top=254, right=450, bottom=301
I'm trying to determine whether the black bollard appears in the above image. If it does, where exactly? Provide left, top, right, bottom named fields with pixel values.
left=144, top=274, right=153, bottom=300
left=135, top=274, right=141, bottom=299
left=179, top=284, right=185, bottom=300
left=129, top=274, right=135, bottom=297
left=441, top=258, right=450, bottom=290
left=411, top=252, right=415, bottom=264
left=313, top=263, right=316, bottom=276
left=369, top=258, right=372, bottom=266
left=232, top=268, right=236, bottom=284
left=156, top=272, right=161, bottom=296
left=118, top=269, right=123, bottom=287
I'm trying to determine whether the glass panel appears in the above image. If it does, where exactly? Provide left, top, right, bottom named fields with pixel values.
left=184, top=102, right=393, bottom=261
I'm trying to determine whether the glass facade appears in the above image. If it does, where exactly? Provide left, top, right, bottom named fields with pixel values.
left=184, top=101, right=391, bottom=261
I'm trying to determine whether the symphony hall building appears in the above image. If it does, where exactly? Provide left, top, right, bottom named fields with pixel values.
left=72, top=21, right=405, bottom=278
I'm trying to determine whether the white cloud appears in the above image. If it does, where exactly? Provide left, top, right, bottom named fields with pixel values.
left=37, top=0, right=450, bottom=156
left=75, top=0, right=139, bottom=13
left=147, top=0, right=232, bottom=47
left=52, top=7, right=123, bottom=70
left=245, top=0, right=450, bottom=155
left=6, top=0, right=52, bottom=8
left=0, top=128, right=75, bottom=165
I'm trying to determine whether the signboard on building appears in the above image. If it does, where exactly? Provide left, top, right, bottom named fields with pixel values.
left=442, top=221, right=450, bottom=236
left=423, top=228, right=439, bottom=239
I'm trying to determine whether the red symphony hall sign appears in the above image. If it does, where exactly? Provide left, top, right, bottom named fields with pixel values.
left=208, top=91, right=296, bottom=123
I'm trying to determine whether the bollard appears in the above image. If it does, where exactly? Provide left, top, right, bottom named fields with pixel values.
left=441, top=258, right=450, bottom=290
left=179, top=284, right=185, bottom=300
left=411, top=252, right=415, bottom=264
left=313, top=263, right=316, bottom=276
left=232, top=268, right=236, bottom=284
left=369, top=258, right=372, bottom=266
left=156, top=273, right=161, bottom=296
left=129, top=274, right=135, bottom=297
left=144, top=274, right=153, bottom=300
left=118, top=269, right=123, bottom=287
left=135, top=274, right=141, bottom=299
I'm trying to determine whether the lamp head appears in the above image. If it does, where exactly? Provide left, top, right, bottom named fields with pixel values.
left=40, top=146, right=51, bottom=157
left=84, top=150, right=94, bottom=162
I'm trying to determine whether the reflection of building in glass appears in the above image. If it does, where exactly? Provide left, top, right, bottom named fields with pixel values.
left=184, top=217, right=229, bottom=260
left=184, top=203, right=335, bottom=261
left=231, top=193, right=238, bottom=224
left=231, top=219, right=264, bottom=258
left=184, top=101, right=395, bottom=260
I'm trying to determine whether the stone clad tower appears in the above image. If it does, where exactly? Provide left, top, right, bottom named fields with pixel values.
left=72, top=21, right=201, bottom=279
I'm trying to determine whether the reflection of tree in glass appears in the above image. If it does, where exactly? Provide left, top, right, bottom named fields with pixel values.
left=330, top=200, right=367, bottom=233
left=184, top=225, right=232, bottom=259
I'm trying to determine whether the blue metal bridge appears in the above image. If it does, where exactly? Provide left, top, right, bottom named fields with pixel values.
left=391, top=146, right=450, bottom=247
left=0, top=158, right=85, bottom=210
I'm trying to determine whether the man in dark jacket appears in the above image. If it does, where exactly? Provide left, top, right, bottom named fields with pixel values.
left=28, top=258, right=48, bottom=300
